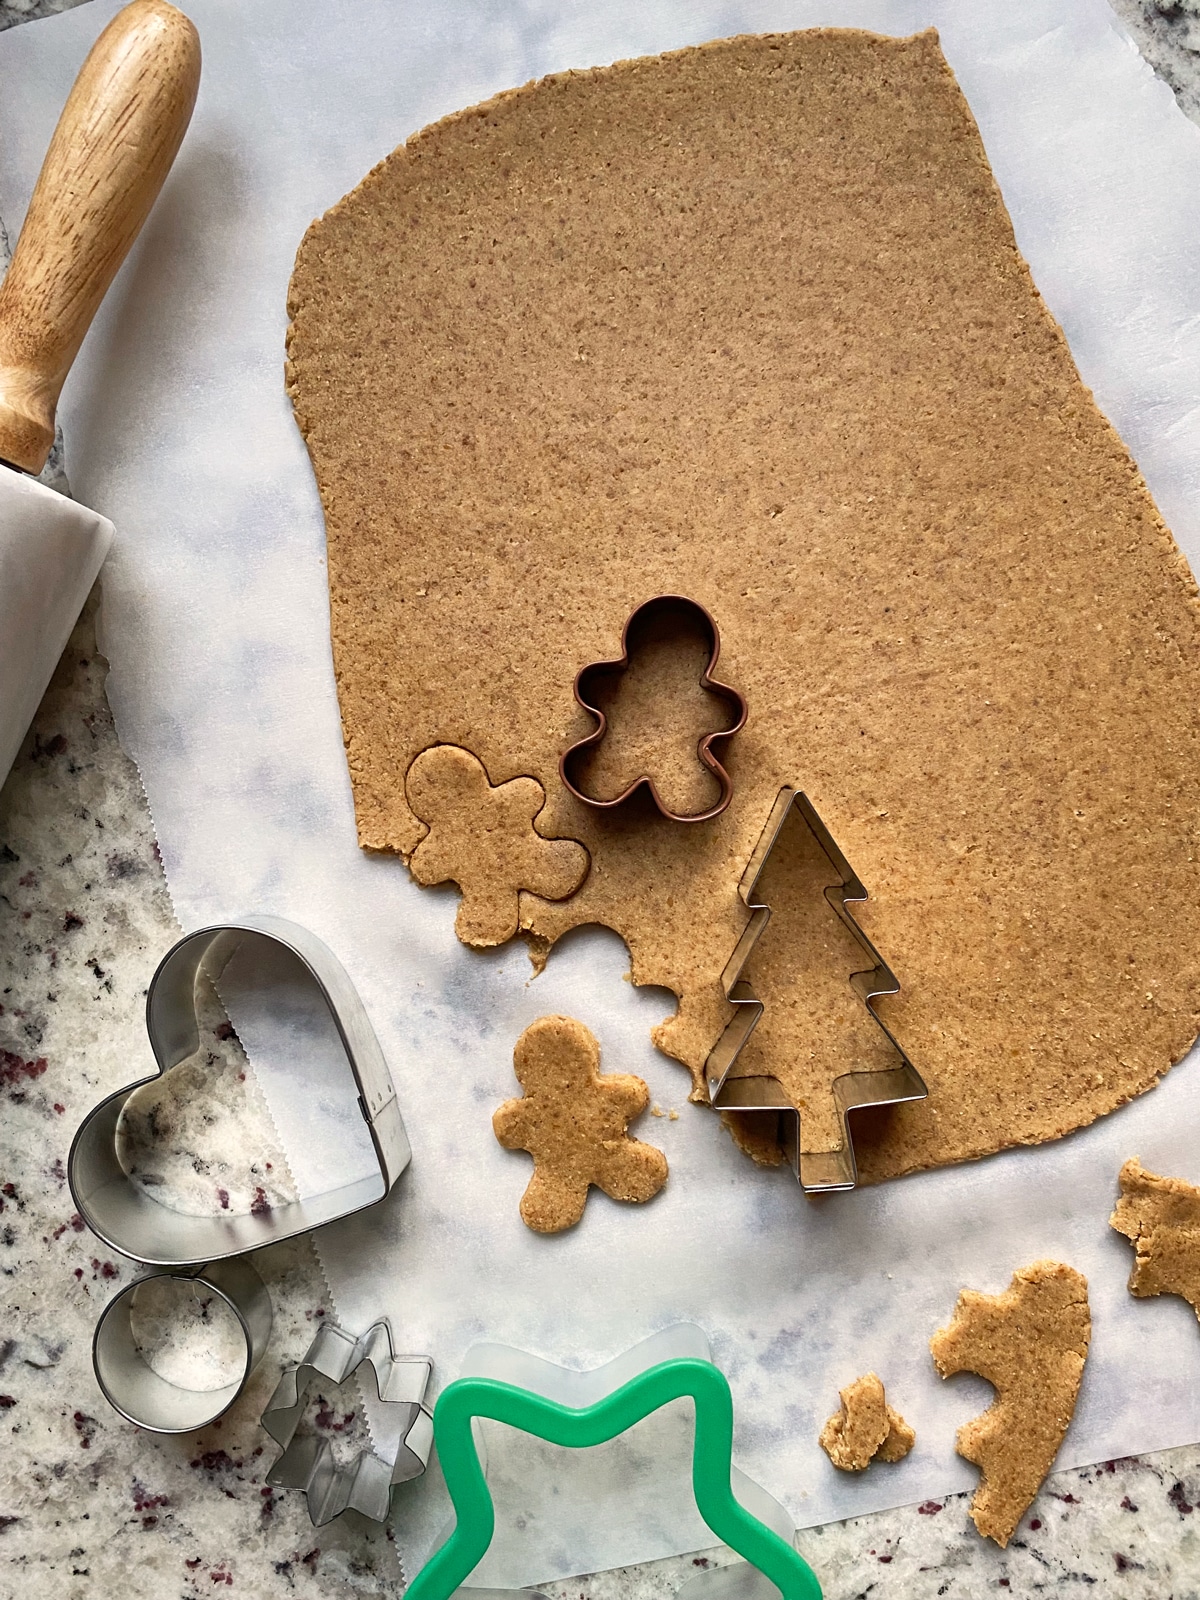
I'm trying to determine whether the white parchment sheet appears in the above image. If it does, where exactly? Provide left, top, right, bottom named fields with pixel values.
left=3, top=0, right=1200, bottom=1584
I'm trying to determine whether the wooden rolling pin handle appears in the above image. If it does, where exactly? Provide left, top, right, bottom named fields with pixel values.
left=0, top=0, right=200, bottom=474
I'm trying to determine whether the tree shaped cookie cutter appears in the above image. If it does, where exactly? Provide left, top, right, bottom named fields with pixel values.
left=68, top=914, right=410, bottom=1267
left=706, top=788, right=926, bottom=1194
left=406, top=1324, right=823, bottom=1600
left=262, top=1318, right=433, bottom=1526
left=560, top=595, right=747, bottom=822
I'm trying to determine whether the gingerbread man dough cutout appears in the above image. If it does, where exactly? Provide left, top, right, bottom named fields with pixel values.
left=493, top=1015, right=668, bottom=1233
left=406, top=745, right=588, bottom=947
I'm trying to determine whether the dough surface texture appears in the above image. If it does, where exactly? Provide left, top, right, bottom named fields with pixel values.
left=288, top=27, right=1200, bottom=1180
left=930, top=1260, right=1091, bottom=1547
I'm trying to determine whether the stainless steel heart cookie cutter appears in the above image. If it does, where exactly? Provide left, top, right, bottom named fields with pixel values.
left=93, top=1256, right=272, bottom=1434
left=262, top=1318, right=433, bottom=1525
left=68, top=914, right=411, bottom=1267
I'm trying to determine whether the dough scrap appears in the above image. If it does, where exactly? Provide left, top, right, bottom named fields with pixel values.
left=1110, top=1158, right=1200, bottom=1321
left=406, top=745, right=588, bottom=947
left=930, top=1260, right=1090, bottom=1547
left=876, top=1409, right=917, bottom=1464
left=819, top=1372, right=915, bottom=1471
left=493, top=1015, right=668, bottom=1233
left=289, top=28, right=1200, bottom=1181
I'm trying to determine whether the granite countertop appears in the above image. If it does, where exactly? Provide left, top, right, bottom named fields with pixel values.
left=3, top=2, right=1200, bottom=1597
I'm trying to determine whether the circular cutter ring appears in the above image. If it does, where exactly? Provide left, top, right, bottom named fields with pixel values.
left=93, top=1256, right=272, bottom=1434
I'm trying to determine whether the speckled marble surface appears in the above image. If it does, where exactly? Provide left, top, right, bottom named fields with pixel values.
left=3, top=2, right=1200, bottom=1596
left=0, top=588, right=407, bottom=1598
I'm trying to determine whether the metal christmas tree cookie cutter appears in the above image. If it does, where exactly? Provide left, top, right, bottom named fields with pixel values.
left=93, top=1256, right=272, bottom=1434
left=68, top=914, right=411, bottom=1267
left=262, top=1318, right=433, bottom=1526
left=560, top=595, right=747, bottom=823
left=707, top=788, right=927, bottom=1194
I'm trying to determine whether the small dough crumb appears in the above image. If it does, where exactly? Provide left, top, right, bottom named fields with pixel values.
left=819, top=1372, right=914, bottom=1471
left=1110, top=1157, right=1200, bottom=1320
left=493, top=1015, right=668, bottom=1233
left=930, top=1260, right=1090, bottom=1547
left=876, top=1409, right=917, bottom=1463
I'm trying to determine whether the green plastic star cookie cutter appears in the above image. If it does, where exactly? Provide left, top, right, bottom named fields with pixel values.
left=406, top=1325, right=823, bottom=1600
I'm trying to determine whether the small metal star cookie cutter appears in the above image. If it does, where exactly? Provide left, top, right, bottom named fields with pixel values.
left=262, top=1318, right=433, bottom=1525
left=93, top=1256, right=272, bottom=1433
left=68, top=914, right=411, bottom=1267
left=560, top=595, right=747, bottom=823
left=706, top=788, right=927, bottom=1193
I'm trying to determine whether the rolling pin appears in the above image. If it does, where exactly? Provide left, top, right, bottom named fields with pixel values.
left=0, top=0, right=201, bottom=786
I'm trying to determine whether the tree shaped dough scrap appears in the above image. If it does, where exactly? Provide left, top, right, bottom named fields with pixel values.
left=1110, top=1158, right=1200, bottom=1320
left=406, top=745, right=588, bottom=947
left=493, top=1015, right=668, bottom=1233
left=819, top=1372, right=914, bottom=1471
left=930, top=1260, right=1090, bottom=1548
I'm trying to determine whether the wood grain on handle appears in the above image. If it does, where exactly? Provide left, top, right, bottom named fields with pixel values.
left=0, top=0, right=200, bottom=474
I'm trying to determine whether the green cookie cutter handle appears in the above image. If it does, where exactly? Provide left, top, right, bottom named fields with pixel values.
left=407, top=1348, right=823, bottom=1600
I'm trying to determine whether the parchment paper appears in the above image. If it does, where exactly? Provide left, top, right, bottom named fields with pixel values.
left=3, top=0, right=1200, bottom=1585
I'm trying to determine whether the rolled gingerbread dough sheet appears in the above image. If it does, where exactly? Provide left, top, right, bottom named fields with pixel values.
left=288, top=28, right=1200, bottom=1180
left=9, top=0, right=1200, bottom=1583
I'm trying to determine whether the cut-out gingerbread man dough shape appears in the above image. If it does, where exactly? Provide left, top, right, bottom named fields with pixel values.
left=493, top=1015, right=668, bottom=1233
left=406, top=745, right=588, bottom=947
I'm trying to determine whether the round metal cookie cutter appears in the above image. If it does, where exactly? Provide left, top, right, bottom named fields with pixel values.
left=93, top=1256, right=272, bottom=1433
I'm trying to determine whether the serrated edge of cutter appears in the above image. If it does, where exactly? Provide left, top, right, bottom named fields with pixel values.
left=705, top=786, right=927, bottom=1193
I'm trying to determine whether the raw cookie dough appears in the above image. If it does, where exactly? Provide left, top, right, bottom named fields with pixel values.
left=406, top=744, right=588, bottom=946
left=1110, top=1158, right=1200, bottom=1322
left=819, top=1372, right=915, bottom=1470
left=930, top=1260, right=1091, bottom=1547
left=288, top=28, right=1200, bottom=1181
left=493, top=1015, right=668, bottom=1233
